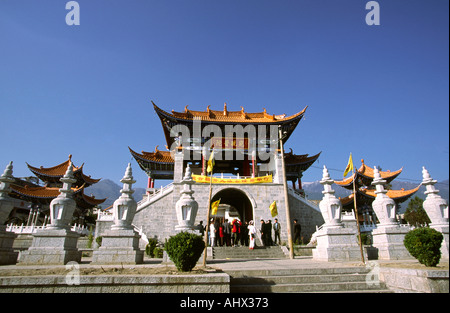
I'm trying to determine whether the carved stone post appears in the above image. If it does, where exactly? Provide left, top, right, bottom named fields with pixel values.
left=313, top=166, right=362, bottom=262
left=422, top=167, right=449, bottom=259
left=19, top=162, right=81, bottom=265
left=175, top=164, right=199, bottom=232
left=0, top=162, right=19, bottom=265
left=92, top=163, right=144, bottom=264
left=371, top=167, right=413, bottom=260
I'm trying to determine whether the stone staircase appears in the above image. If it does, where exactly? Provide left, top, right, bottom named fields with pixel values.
left=226, top=267, right=393, bottom=293
left=212, top=246, right=287, bottom=259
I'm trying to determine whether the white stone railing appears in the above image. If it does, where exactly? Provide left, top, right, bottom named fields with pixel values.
left=132, top=224, right=149, bottom=244
left=287, top=186, right=321, bottom=212
left=97, top=210, right=114, bottom=221
left=136, top=182, right=174, bottom=213
left=6, top=223, right=90, bottom=236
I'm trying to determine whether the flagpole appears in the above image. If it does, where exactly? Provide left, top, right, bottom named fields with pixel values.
left=279, top=126, right=294, bottom=259
left=202, top=158, right=214, bottom=267
left=352, top=167, right=366, bottom=264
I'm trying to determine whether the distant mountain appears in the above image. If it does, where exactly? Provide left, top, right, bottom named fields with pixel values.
left=85, top=179, right=147, bottom=210
left=303, top=179, right=449, bottom=214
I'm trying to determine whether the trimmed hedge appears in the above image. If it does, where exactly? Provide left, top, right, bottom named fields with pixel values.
left=165, top=232, right=205, bottom=272
left=404, top=227, right=443, bottom=267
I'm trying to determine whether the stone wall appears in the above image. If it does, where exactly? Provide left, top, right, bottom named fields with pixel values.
left=0, top=273, right=230, bottom=293
left=130, top=181, right=324, bottom=244
left=379, top=267, right=449, bottom=293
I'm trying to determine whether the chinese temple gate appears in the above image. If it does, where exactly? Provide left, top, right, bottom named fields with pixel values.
left=129, top=102, right=324, bottom=242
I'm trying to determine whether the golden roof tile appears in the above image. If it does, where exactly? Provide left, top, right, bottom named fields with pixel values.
left=154, top=101, right=307, bottom=124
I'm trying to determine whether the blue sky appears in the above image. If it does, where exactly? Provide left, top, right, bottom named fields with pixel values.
left=0, top=0, right=448, bottom=191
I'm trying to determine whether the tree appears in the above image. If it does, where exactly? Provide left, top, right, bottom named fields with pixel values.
left=404, top=196, right=431, bottom=227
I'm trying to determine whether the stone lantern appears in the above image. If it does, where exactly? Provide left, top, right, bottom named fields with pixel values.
left=19, top=161, right=81, bottom=265
left=175, top=164, right=199, bottom=231
left=47, top=162, right=77, bottom=230
left=0, top=161, right=19, bottom=265
left=371, top=166, right=398, bottom=227
left=91, top=163, right=143, bottom=264
left=371, top=166, right=413, bottom=260
left=0, top=161, right=15, bottom=226
left=422, top=167, right=449, bottom=227
left=112, top=163, right=137, bottom=230
left=312, top=165, right=361, bottom=262
left=319, top=166, right=343, bottom=228
left=421, top=167, right=448, bottom=259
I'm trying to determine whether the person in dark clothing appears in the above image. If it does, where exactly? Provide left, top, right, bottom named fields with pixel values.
left=273, top=218, right=281, bottom=245
left=266, top=220, right=273, bottom=246
left=260, top=219, right=266, bottom=246
left=240, top=221, right=249, bottom=246
left=223, top=219, right=231, bottom=246
left=293, top=219, right=302, bottom=244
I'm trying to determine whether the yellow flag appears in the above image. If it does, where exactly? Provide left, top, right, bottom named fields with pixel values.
left=269, top=201, right=278, bottom=217
left=344, top=153, right=354, bottom=177
left=211, top=199, right=220, bottom=215
left=207, top=151, right=215, bottom=173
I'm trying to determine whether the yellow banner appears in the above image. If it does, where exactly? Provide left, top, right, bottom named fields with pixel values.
left=192, top=174, right=272, bottom=184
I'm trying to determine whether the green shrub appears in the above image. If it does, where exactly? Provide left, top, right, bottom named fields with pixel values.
left=165, top=232, right=205, bottom=272
left=95, top=236, right=102, bottom=247
left=87, top=231, right=94, bottom=249
left=145, top=238, right=158, bottom=257
left=153, top=247, right=164, bottom=258
left=404, top=227, right=443, bottom=267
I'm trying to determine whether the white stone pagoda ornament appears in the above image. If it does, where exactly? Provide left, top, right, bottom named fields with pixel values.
left=47, top=162, right=77, bottom=230
left=422, top=167, right=449, bottom=227
left=19, top=161, right=82, bottom=265
left=312, top=165, right=361, bottom=262
left=112, top=163, right=137, bottom=230
left=0, top=161, right=19, bottom=265
left=371, top=166, right=413, bottom=260
left=421, top=167, right=449, bottom=259
left=371, top=166, right=398, bottom=227
left=318, top=166, right=343, bottom=228
left=175, top=164, right=199, bottom=231
left=0, top=161, right=15, bottom=226
left=91, top=163, right=143, bottom=264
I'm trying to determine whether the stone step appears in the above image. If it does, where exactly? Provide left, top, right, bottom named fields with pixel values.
left=231, top=281, right=392, bottom=293
left=231, top=273, right=369, bottom=285
left=212, top=246, right=286, bottom=259
left=225, top=266, right=392, bottom=293
left=225, top=266, right=371, bottom=277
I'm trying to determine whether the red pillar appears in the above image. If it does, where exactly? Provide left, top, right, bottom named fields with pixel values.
left=298, top=177, right=302, bottom=190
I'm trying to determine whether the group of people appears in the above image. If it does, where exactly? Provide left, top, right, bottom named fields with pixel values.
left=205, top=218, right=249, bottom=247
left=201, top=217, right=285, bottom=250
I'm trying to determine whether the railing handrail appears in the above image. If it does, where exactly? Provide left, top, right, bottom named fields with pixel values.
left=287, top=186, right=321, bottom=212
left=6, top=223, right=90, bottom=235
left=136, top=182, right=175, bottom=213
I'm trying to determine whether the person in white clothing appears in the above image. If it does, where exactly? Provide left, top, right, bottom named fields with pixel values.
left=248, top=220, right=257, bottom=250
left=209, top=220, right=216, bottom=247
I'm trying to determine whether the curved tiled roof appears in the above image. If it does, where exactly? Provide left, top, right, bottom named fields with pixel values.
left=10, top=184, right=106, bottom=210
left=154, top=101, right=307, bottom=124
left=339, top=185, right=420, bottom=207
left=26, top=155, right=101, bottom=186
left=334, top=159, right=403, bottom=189
left=129, top=146, right=174, bottom=164
left=10, top=184, right=84, bottom=199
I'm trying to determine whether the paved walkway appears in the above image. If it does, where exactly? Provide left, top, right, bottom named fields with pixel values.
left=1, top=255, right=447, bottom=273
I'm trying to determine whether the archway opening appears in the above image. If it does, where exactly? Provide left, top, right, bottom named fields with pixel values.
left=211, top=188, right=253, bottom=223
